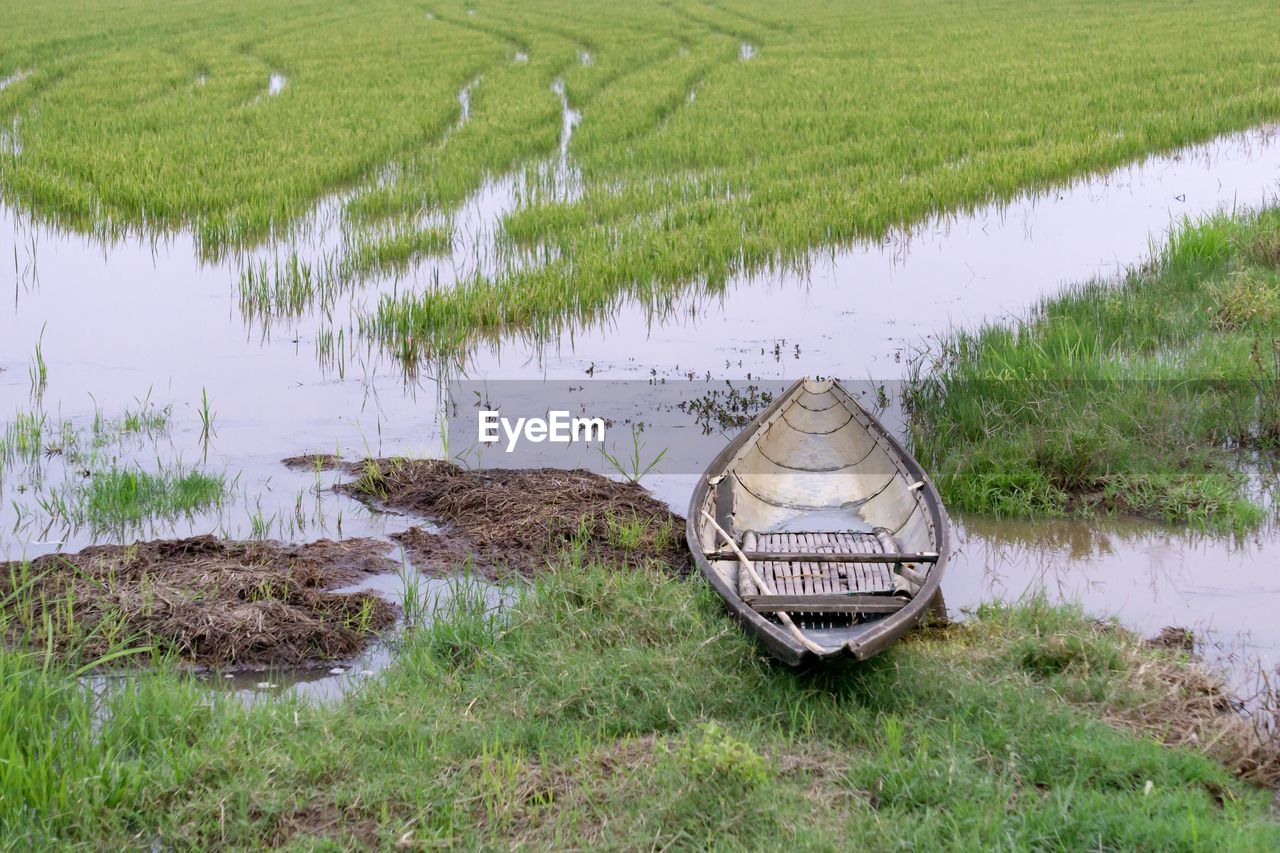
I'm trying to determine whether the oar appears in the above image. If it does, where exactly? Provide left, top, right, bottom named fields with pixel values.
left=700, top=510, right=830, bottom=656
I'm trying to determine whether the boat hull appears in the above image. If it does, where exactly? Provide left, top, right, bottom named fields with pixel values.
left=686, top=379, right=950, bottom=666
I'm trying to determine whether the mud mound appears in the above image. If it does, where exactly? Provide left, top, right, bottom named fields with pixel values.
left=1, top=536, right=397, bottom=667
left=281, top=453, right=356, bottom=473
left=340, top=459, right=688, bottom=577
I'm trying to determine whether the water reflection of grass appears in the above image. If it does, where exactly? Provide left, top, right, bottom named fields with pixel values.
left=3, top=560, right=1278, bottom=845
left=908, top=207, right=1280, bottom=530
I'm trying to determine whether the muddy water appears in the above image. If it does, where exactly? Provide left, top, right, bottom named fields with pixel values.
left=3, top=124, right=1280, bottom=692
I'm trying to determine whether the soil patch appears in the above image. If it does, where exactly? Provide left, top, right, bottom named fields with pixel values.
left=281, top=453, right=355, bottom=473
left=0, top=536, right=397, bottom=667
left=337, top=459, right=689, bottom=578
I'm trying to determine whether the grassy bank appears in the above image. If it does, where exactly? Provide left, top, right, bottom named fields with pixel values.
left=907, top=206, right=1280, bottom=530
left=3, top=558, right=1278, bottom=848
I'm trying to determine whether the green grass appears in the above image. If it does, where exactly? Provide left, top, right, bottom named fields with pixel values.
left=2, top=559, right=1277, bottom=847
left=32, top=464, right=227, bottom=536
left=906, top=206, right=1280, bottom=530
left=6, top=1, right=1280, bottom=363
left=80, top=467, right=225, bottom=529
left=2, top=402, right=227, bottom=537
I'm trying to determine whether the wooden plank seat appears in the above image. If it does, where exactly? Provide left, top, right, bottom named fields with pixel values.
left=732, top=530, right=918, bottom=615
left=746, top=594, right=907, bottom=614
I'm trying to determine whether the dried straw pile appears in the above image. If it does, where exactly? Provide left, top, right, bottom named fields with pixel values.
left=1113, top=631, right=1280, bottom=788
left=341, top=459, right=689, bottom=577
left=1, top=536, right=397, bottom=666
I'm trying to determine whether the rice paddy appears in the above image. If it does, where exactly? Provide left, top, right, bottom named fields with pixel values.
left=0, top=400, right=232, bottom=541
left=6, top=0, right=1280, bottom=364
left=5, top=0, right=1280, bottom=844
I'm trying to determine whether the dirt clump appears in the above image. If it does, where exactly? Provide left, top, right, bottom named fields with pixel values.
left=339, top=458, right=689, bottom=578
left=281, top=453, right=356, bottom=473
left=0, top=535, right=397, bottom=667
left=1146, top=625, right=1196, bottom=653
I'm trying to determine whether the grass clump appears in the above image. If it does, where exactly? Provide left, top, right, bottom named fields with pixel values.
left=675, top=720, right=770, bottom=787
left=1208, top=270, right=1279, bottom=331
left=83, top=467, right=225, bottom=528
left=2, top=402, right=234, bottom=540
left=907, top=206, right=1280, bottom=529
left=3, top=559, right=1279, bottom=847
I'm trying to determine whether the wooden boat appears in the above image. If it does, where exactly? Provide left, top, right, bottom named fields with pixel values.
left=686, top=378, right=949, bottom=666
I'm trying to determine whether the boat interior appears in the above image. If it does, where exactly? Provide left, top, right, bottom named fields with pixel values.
left=693, top=380, right=941, bottom=646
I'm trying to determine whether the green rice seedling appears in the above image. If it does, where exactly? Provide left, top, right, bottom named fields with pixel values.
left=560, top=514, right=594, bottom=565
left=343, top=596, right=380, bottom=635
left=603, top=509, right=646, bottom=550
left=238, top=254, right=316, bottom=319
left=600, top=423, right=667, bottom=484
left=1, top=410, right=44, bottom=462
left=197, top=387, right=216, bottom=446
left=27, top=324, right=47, bottom=398
left=603, top=508, right=675, bottom=553
left=248, top=503, right=274, bottom=540
left=120, top=392, right=171, bottom=435
left=397, top=557, right=427, bottom=629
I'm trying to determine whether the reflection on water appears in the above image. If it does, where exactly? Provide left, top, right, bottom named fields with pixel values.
left=0, top=68, right=31, bottom=92
left=947, top=513, right=1280, bottom=685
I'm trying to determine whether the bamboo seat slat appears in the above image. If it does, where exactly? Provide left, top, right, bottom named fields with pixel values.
left=747, top=531, right=898, bottom=601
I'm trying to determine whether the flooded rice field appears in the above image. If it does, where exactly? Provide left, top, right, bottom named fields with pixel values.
left=3, top=120, right=1280, bottom=696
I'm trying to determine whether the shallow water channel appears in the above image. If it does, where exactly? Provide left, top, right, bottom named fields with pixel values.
left=2, top=124, right=1280, bottom=697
